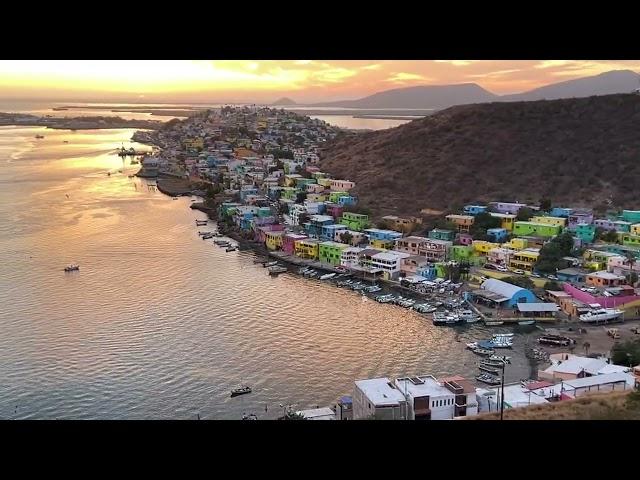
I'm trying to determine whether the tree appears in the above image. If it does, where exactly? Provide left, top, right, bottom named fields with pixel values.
left=595, top=227, right=619, bottom=243
left=469, top=212, right=501, bottom=238
left=544, top=280, right=562, bottom=291
left=624, top=252, right=637, bottom=285
left=503, top=276, right=535, bottom=290
left=535, top=232, right=575, bottom=273
left=516, top=207, right=535, bottom=221
left=539, top=198, right=552, bottom=212
left=339, top=231, right=354, bottom=245
left=295, top=192, right=307, bottom=204
left=611, top=339, right=640, bottom=367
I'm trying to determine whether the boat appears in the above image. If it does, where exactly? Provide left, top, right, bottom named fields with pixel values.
left=254, top=258, right=268, bottom=264
left=320, top=273, right=336, bottom=280
left=268, top=265, right=287, bottom=275
left=433, top=312, right=461, bottom=325
left=518, top=320, right=535, bottom=326
left=471, top=347, right=495, bottom=356
left=413, top=303, right=437, bottom=314
left=492, top=333, right=514, bottom=338
left=484, top=321, right=504, bottom=326
left=458, top=309, right=480, bottom=323
left=35, top=135, right=44, bottom=139
left=476, top=373, right=501, bottom=386
left=478, top=364, right=501, bottom=374
left=230, top=386, right=252, bottom=397
left=482, top=359, right=508, bottom=368
left=375, top=294, right=395, bottom=303
left=579, top=308, right=623, bottom=324
left=63, top=140, right=68, bottom=143
left=64, top=264, right=80, bottom=272
left=213, top=239, right=229, bottom=245
left=537, top=334, right=572, bottom=347
left=225, top=246, right=237, bottom=252
left=201, top=233, right=214, bottom=240
left=365, top=285, right=382, bottom=293
left=195, top=220, right=208, bottom=226
left=263, top=261, right=278, bottom=268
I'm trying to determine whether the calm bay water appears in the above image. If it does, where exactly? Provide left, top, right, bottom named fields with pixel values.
left=0, top=127, right=537, bottom=419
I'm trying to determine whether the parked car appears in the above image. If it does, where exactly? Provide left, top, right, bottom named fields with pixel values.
left=512, top=269, right=525, bottom=275
left=483, top=263, right=498, bottom=270
left=531, top=273, right=542, bottom=278
left=547, top=275, right=559, bottom=280
left=496, top=265, right=509, bottom=272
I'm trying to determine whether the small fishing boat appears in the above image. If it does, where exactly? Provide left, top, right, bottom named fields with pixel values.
left=254, top=258, right=268, bottom=264
left=268, top=265, right=287, bottom=275
left=537, top=334, right=572, bottom=347
left=472, top=347, right=495, bottom=356
left=476, top=373, right=501, bottom=386
left=230, top=386, right=252, bottom=397
left=225, top=246, right=237, bottom=252
left=319, top=273, right=336, bottom=280
left=63, top=140, right=68, bottom=143
left=481, top=359, right=507, bottom=368
left=518, top=320, right=535, bottom=326
left=489, top=355, right=511, bottom=364
left=263, top=261, right=278, bottom=268
left=484, top=321, right=504, bottom=326
left=64, top=264, right=80, bottom=272
left=478, top=364, right=501, bottom=375
left=35, top=135, right=45, bottom=139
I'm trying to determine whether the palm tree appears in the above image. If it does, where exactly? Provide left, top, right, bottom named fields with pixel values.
left=624, top=252, right=637, bottom=286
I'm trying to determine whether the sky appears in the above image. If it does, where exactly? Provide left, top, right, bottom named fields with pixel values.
left=0, top=60, right=639, bottom=104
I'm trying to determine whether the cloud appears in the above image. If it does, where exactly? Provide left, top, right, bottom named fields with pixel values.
left=468, top=69, right=522, bottom=78
left=386, top=72, right=425, bottom=82
left=312, top=67, right=357, bottom=83
left=294, top=60, right=313, bottom=65
left=534, top=60, right=572, bottom=69
left=361, top=64, right=382, bottom=70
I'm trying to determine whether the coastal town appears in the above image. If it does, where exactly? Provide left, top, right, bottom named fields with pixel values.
left=130, top=105, right=640, bottom=419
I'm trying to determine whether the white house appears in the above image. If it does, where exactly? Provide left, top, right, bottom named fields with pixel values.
left=353, top=378, right=408, bottom=420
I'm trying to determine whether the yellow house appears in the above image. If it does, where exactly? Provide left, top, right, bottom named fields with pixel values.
left=307, top=193, right=327, bottom=202
left=370, top=239, right=394, bottom=250
left=317, top=178, right=332, bottom=188
left=265, top=231, right=284, bottom=251
left=489, top=213, right=517, bottom=231
left=531, top=216, right=567, bottom=228
left=183, top=137, right=204, bottom=150
left=445, top=214, right=474, bottom=233
left=294, top=239, right=320, bottom=259
left=473, top=240, right=500, bottom=254
left=508, top=248, right=540, bottom=272
left=632, top=224, right=640, bottom=236
left=504, top=238, right=528, bottom=250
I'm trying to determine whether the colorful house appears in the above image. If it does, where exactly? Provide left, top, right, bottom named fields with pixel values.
left=382, top=215, right=423, bottom=232
left=337, top=195, right=357, bottom=207
left=445, top=214, right=474, bottom=233
left=567, top=211, right=594, bottom=229
left=401, top=255, right=431, bottom=277
left=508, top=248, right=541, bottom=272
left=489, top=212, right=517, bottom=231
left=319, top=241, right=349, bottom=265
left=340, top=247, right=364, bottom=269
left=394, top=236, right=428, bottom=256
left=280, top=187, right=298, bottom=201
left=325, top=203, right=344, bottom=220
left=336, top=229, right=366, bottom=246
left=531, top=216, right=567, bottom=228
left=329, top=191, right=350, bottom=203
left=321, top=224, right=347, bottom=241
left=488, top=247, right=517, bottom=266
left=550, top=207, right=573, bottom=218
left=504, top=237, right=528, bottom=250
left=513, top=222, right=561, bottom=238
left=294, top=238, right=320, bottom=259
left=622, top=233, right=640, bottom=248
left=632, top=224, right=640, bottom=236
left=416, top=263, right=438, bottom=280
left=585, top=271, right=626, bottom=288
left=486, top=228, right=508, bottom=243
left=488, top=202, right=528, bottom=215
left=317, top=178, right=332, bottom=188
left=364, top=228, right=404, bottom=243
left=622, top=210, right=640, bottom=224
left=583, top=249, right=621, bottom=271
left=463, top=205, right=488, bottom=215
left=574, top=223, right=596, bottom=244
left=472, top=240, right=500, bottom=255
left=265, top=231, right=284, bottom=251
left=329, top=179, right=355, bottom=191
left=479, top=278, right=537, bottom=307
left=306, top=183, right=325, bottom=194
left=283, top=174, right=302, bottom=187
left=283, top=233, right=307, bottom=255
left=340, top=212, right=369, bottom=231
left=457, top=233, right=473, bottom=246
left=428, top=229, right=455, bottom=241
left=450, top=245, right=473, bottom=262
left=304, top=214, right=334, bottom=238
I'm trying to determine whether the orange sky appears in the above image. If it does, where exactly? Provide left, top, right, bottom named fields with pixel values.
left=0, top=60, right=638, bottom=103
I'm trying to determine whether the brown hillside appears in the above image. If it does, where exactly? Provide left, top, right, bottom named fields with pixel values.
left=320, top=94, right=640, bottom=218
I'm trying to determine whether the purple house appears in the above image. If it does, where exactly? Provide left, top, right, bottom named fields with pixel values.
left=457, top=233, right=473, bottom=246
left=568, top=210, right=594, bottom=230
left=488, top=201, right=529, bottom=215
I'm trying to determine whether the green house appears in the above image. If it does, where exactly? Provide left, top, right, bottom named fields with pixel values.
left=622, top=233, right=640, bottom=248
left=513, top=221, right=561, bottom=238
left=281, top=187, right=297, bottom=200
left=429, top=228, right=455, bottom=242
left=339, top=212, right=369, bottom=231
left=574, top=223, right=596, bottom=243
left=329, top=191, right=350, bottom=203
left=318, top=241, right=349, bottom=265
left=622, top=210, right=640, bottom=224
left=450, top=245, right=473, bottom=262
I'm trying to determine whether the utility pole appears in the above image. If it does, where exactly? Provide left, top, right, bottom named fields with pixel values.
left=500, top=362, right=506, bottom=421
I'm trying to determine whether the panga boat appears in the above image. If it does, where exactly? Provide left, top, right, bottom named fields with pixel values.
left=35, top=135, right=45, bottom=139
left=482, top=359, right=507, bottom=368
left=478, top=364, right=501, bottom=375
left=230, top=386, right=252, bottom=397
left=489, top=354, right=511, bottom=364
left=64, top=264, right=80, bottom=272
left=225, top=246, right=237, bottom=252
left=319, top=273, right=336, bottom=280
left=518, top=320, right=535, bottom=326
left=264, top=261, right=278, bottom=268
left=268, top=266, right=287, bottom=275
left=476, top=373, right=501, bottom=386
left=484, top=321, right=504, bottom=326
left=472, top=347, right=495, bottom=356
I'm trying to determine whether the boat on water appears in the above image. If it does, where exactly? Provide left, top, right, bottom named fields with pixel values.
left=268, top=265, right=287, bottom=275
left=35, top=135, right=44, bottom=139
left=63, top=140, right=68, bottom=143
left=225, top=246, right=237, bottom=252
left=476, top=373, right=501, bottom=385
left=230, top=386, right=252, bottom=397
left=484, top=321, right=504, bottom=326
left=320, top=273, right=336, bottom=280
left=64, top=264, right=80, bottom=272
left=264, top=261, right=278, bottom=268
left=518, top=320, right=535, bottom=326
left=478, top=364, right=501, bottom=375
left=579, top=308, right=623, bottom=324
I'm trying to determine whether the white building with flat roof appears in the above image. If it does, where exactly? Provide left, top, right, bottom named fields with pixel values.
left=394, top=376, right=455, bottom=420
left=353, top=378, right=408, bottom=420
left=295, top=407, right=336, bottom=420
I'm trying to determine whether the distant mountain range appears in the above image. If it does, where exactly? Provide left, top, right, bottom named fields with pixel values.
left=310, top=70, right=640, bottom=110
left=271, top=97, right=297, bottom=106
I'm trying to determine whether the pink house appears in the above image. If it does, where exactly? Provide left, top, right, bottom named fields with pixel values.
left=283, top=233, right=308, bottom=255
left=325, top=203, right=344, bottom=220
left=254, top=223, right=285, bottom=243
left=457, top=233, right=473, bottom=246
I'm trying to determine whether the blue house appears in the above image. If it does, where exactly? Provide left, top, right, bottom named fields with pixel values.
left=480, top=278, right=536, bottom=307
left=550, top=207, right=573, bottom=218
left=363, top=228, right=404, bottom=242
left=416, top=264, right=438, bottom=280
left=321, top=223, right=347, bottom=241
left=486, top=228, right=508, bottom=243
left=556, top=268, right=588, bottom=284
left=428, top=229, right=455, bottom=241
left=304, top=214, right=334, bottom=238
left=463, top=205, right=488, bottom=215
left=240, top=186, right=258, bottom=201
left=337, top=195, right=357, bottom=207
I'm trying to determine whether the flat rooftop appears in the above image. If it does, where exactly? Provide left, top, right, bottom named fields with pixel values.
left=355, top=378, right=406, bottom=406
left=395, top=376, right=451, bottom=398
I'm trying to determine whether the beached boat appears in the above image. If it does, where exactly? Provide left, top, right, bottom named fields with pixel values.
left=375, top=294, right=395, bottom=303
left=320, top=273, right=336, bottom=280
left=225, top=246, right=237, bottom=252
left=476, top=373, right=501, bottom=386
left=263, top=261, right=278, bottom=268
left=35, top=135, right=44, bottom=139
left=537, top=334, right=572, bottom=347
left=484, top=321, right=504, bottom=326
left=230, top=386, right=252, bottom=397
left=482, top=359, right=508, bottom=368
left=478, top=364, right=501, bottom=375
left=472, top=347, right=495, bottom=356
left=365, top=285, right=382, bottom=293
left=489, top=355, right=511, bottom=364
left=579, top=308, right=623, bottom=324
left=268, top=266, right=287, bottom=275
left=518, top=320, right=535, bottom=326
left=64, top=264, right=80, bottom=272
